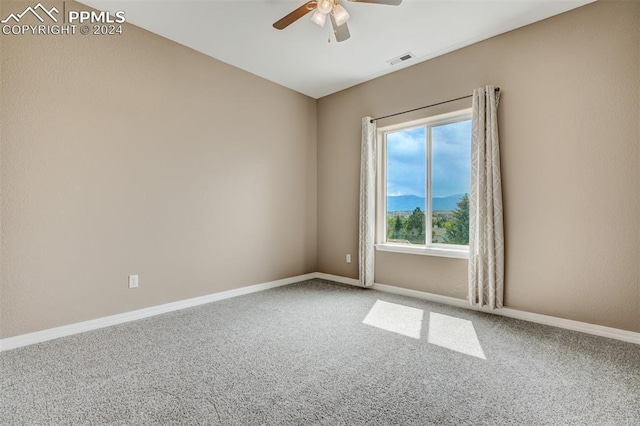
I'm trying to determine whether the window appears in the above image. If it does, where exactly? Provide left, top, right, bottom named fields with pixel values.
left=376, top=109, right=472, bottom=259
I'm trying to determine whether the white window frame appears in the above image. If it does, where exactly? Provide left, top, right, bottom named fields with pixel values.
left=375, top=109, right=471, bottom=259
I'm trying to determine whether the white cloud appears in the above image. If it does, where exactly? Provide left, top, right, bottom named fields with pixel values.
left=386, top=121, right=472, bottom=198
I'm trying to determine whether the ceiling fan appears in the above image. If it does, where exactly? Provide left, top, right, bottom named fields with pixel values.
left=273, top=0, right=403, bottom=42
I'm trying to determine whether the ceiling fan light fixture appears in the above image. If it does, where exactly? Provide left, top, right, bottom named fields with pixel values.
left=332, top=4, right=350, bottom=26
left=317, top=0, right=334, bottom=14
left=311, top=9, right=327, bottom=27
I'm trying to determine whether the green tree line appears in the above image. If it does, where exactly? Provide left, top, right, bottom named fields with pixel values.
left=387, top=194, right=469, bottom=245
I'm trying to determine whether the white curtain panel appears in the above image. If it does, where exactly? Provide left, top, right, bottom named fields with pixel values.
left=469, top=86, right=504, bottom=309
left=359, top=117, right=377, bottom=287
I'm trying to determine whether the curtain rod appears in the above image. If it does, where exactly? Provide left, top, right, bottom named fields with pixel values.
left=370, top=87, right=501, bottom=123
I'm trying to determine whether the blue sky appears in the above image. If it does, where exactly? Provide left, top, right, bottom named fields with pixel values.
left=387, top=120, right=471, bottom=198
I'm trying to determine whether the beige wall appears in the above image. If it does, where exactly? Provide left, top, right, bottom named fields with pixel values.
left=0, top=2, right=317, bottom=338
left=317, top=1, right=640, bottom=332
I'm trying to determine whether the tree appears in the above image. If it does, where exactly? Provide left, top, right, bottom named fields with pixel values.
left=447, top=194, right=469, bottom=245
left=405, top=207, right=425, bottom=244
left=387, top=217, right=395, bottom=240
left=393, top=216, right=403, bottom=240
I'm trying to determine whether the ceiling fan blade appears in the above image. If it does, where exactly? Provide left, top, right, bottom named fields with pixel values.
left=273, top=1, right=317, bottom=30
left=330, top=14, right=351, bottom=42
left=348, top=0, right=402, bottom=5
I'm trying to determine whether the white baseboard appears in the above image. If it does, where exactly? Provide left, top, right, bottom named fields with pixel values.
left=316, top=273, right=639, bottom=345
left=315, top=272, right=361, bottom=287
left=0, top=273, right=316, bottom=352
left=2, top=271, right=637, bottom=351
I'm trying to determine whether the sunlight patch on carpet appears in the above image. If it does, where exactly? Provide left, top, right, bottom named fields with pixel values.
left=427, top=312, right=486, bottom=359
left=362, top=300, right=424, bottom=339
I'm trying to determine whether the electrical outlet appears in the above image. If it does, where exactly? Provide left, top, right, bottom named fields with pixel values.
left=346, top=254, right=352, bottom=264
left=128, top=275, right=139, bottom=289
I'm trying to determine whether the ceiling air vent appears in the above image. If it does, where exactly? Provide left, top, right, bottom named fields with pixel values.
left=387, top=52, right=415, bottom=66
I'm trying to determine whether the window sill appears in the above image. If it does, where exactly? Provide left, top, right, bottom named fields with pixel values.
left=375, top=244, right=469, bottom=259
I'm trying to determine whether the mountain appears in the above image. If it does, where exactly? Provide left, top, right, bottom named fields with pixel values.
left=387, top=194, right=465, bottom=212
left=387, top=195, right=424, bottom=212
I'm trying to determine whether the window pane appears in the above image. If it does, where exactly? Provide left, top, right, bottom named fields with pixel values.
left=386, top=127, right=426, bottom=245
left=431, top=120, right=471, bottom=246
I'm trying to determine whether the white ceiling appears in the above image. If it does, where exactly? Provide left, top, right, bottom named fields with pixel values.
left=80, top=0, right=594, bottom=99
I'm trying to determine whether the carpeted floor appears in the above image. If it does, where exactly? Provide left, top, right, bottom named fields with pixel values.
left=1, top=279, right=638, bottom=425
